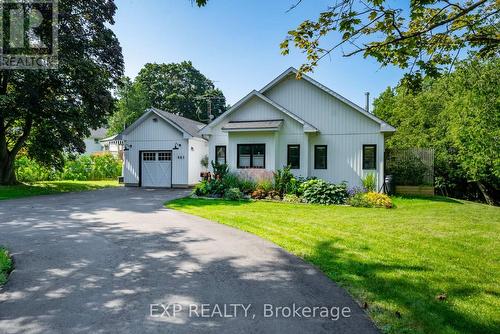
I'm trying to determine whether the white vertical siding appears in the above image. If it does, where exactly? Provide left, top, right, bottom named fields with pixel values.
left=123, top=113, right=189, bottom=186
left=188, top=138, right=208, bottom=185
left=205, top=73, right=388, bottom=190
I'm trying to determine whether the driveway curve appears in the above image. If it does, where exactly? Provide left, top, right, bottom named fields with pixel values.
left=0, top=188, right=377, bottom=334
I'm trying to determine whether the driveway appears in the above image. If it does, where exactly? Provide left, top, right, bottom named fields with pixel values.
left=0, top=188, right=377, bottom=334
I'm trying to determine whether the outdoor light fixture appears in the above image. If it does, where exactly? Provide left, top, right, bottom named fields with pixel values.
left=173, top=143, right=181, bottom=150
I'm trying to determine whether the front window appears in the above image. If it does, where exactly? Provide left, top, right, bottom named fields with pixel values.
left=314, top=145, right=327, bottom=169
left=237, top=144, right=265, bottom=169
left=363, top=145, right=377, bottom=169
left=215, top=146, right=226, bottom=165
left=287, top=145, right=300, bottom=169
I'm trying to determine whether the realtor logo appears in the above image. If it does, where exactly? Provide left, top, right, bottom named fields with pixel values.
left=0, top=0, right=58, bottom=69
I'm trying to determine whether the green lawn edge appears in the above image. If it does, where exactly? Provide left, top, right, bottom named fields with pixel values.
left=0, top=180, right=120, bottom=201
left=165, top=196, right=500, bottom=334
left=0, top=247, right=13, bottom=286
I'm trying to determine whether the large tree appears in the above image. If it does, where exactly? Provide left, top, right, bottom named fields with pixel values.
left=107, top=77, right=149, bottom=135
left=135, top=61, right=226, bottom=121
left=373, top=57, right=499, bottom=204
left=197, top=0, right=499, bottom=82
left=0, top=0, right=124, bottom=185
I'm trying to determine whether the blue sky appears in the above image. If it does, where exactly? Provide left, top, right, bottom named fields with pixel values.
left=113, top=0, right=405, bottom=107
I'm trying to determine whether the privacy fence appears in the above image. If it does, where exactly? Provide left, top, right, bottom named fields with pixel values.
left=385, top=148, right=435, bottom=187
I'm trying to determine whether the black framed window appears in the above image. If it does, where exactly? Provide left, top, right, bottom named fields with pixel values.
left=237, top=144, right=265, bottom=169
left=287, top=145, right=300, bottom=169
left=143, top=152, right=156, bottom=161
left=314, top=145, right=327, bottom=169
left=363, top=145, right=377, bottom=170
left=215, top=146, right=226, bottom=165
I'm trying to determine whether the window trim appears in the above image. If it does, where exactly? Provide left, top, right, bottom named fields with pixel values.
left=363, top=144, right=377, bottom=170
left=287, top=144, right=300, bottom=169
left=215, top=145, right=227, bottom=165
left=237, top=144, right=266, bottom=169
left=314, top=145, right=328, bottom=170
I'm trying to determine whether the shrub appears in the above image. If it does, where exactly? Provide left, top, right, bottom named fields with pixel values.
left=224, top=187, right=243, bottom=201
left=238, top=178, right=257, bottom=194
left=251, top=189, right=267, bottom=199
left=91, top=154, right=122, bottom=180
left=266, top=190, right=281, bottom=200
left=15, top=156, right=56, bottom=182
left=365, top=192, right=393, bottom=208
left=273, top=166, right=294, bottom=197
left=256, top=180, right=273, bottom=193
left=283, top=194, right=301, bottom=203
left=207, top=179, right=226, bottom=197
left=362, top=173, right=377, bottom=192
left=211, top=161, right=229, bottom=179
left=347, top=193, right=372, bottom=207
left=222, top=173, right=240, bottom=189
left=61, top=155, right=93, bottom=180
left=193, top=180, right=210, bottom=196
left=301, top=179, right=349, bottom=205
left=348, top=192, right=393, bottom=208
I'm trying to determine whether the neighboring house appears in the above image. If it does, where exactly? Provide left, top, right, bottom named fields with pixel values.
left=122, top=108, right=207, bottom=188
left=83, top=127, right=107, bottom=155
left=100, top=133, right=124, bottom=159
left=122, top=68, right=395, bottom=189
left=200, top=67, right=395, bottom=190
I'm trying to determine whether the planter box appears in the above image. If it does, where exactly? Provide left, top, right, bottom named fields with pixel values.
left=395, top=185, right=434, bottom=196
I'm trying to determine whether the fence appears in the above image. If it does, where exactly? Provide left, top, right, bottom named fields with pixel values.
left=385, top=148, right=435, bottom=186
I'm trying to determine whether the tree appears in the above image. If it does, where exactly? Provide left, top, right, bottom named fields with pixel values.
left=373, top=57, right=499, bottom=204
left=0, top=0, right=123, bottom=185
left=108, top=77, right=149, bottom=135
left=197, top=1, right=499, bottom=81
left=135, top=61, right=226, bottom=122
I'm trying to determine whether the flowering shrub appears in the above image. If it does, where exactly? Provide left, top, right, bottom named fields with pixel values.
left=283, top=194, right=301, bottom=203
left=348, top=192, right=393, bottom=208
left=347, top=186, right=366, bottom=197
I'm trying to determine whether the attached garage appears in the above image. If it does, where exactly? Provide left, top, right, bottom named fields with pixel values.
left=122, top=108, right=208, bottom=188
left=140, top=151, right=172, bottom=188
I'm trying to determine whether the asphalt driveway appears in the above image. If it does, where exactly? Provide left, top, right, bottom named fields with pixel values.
left=0, top=187, right=377, bottom=334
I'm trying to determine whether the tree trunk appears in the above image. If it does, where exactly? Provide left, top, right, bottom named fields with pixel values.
left=0, top=154, right=16, bottom=185
left=477, top=181, right=494, bottom=206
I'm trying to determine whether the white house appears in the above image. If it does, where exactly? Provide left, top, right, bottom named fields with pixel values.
left=83, top=127, right=107, bottom=155
left=201, top=67, right=395, bottom=190
left=122, top=68, right=395, bottom=189
left=122, top=108, right=208, bottom=188
left=100, top=133, right=124, bottom=159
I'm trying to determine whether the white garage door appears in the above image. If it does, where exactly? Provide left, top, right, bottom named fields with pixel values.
left=141, top=151, right=172, bottom=188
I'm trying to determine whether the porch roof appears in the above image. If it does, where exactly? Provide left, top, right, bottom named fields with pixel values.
left=222, top=119, right=283, bottom=132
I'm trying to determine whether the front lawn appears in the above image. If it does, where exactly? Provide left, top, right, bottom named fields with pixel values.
left=0, top=247, right=13, bottom=286
left=0, top=180, right=120, bottom=200
left=167, top=197, right=500, bottom=334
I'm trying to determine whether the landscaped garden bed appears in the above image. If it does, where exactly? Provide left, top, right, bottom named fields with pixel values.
left=193, top=162, right=393, bottom=208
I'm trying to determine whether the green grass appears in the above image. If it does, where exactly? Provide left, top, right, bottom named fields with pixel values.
left=0, top=247, right=13, bottom=286
left=0, top=180, right=120, bottom=200
left=167, top=197, right=500, bottom=334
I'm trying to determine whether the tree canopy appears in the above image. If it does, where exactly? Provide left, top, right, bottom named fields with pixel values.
left=108, top=61, right=226, bottom=135
left=197, top=1, right=499, bottom=82
left=0, top=0, right=124, bottom=184
left=374, top=57, right=499, bottom=204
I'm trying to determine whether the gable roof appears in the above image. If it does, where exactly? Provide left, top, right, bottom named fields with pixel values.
left=199, top=90, right=318, bottom=134
left=260, top=67, right=396, bottom=132
left=122, top=108, right=206, bottom=139
left=89, top=127, right=108, bottom=139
